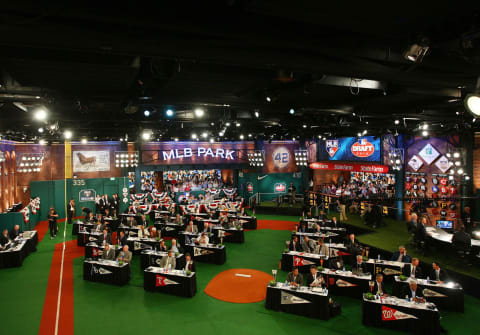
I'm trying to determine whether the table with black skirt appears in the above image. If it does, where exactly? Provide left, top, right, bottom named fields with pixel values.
left=292, top=231, right=341, bottom=244
left=0, top=231, right=38, bottom=268
left=362, top=294, right=440, bottom=335
left=184, top=243, right=226, bottom=265
left=103, top=217, right=120, bottom=231
left=84, top=242, right=121, bottom=259
left=78, top=231, right=103, bottom=246
left=140, top=250, right=186, bottom=270
left=212, top=227, right=245, bottom=243
left=120, top=213, right=144, bottom=226
left=365, top=259, right=405, bottom=282
left=238, top=215, right=257, bottom=230
left=116, top=224, right=140, bottom=237
left=281, top=251, right=327, bottom=273
left=154, top=222, right=185, bottom=238
left=193, top=218, right=219, bottom=231
left=321, top=268, right=371, bottom=298
left=73, top=221, right=95, bottom=235
left=126, top=237, right=162, bottom=255
left=265, top=283, right=330, bottom=320
left=144, top=266, right=197, bottom=297
left=392, top=276, right=464, bottom=313
left=83, top=259, right=130, bottom=286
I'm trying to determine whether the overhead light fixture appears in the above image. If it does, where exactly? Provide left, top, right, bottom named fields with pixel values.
left=254, top=111, right=260, bottom=118
left=144, top=110, right=151, bottom=117
left=465, top=93, right=480, bottom=117
left=209, top=138, right=214, bottom=143
left=81, top=138, right=88, bottom=144
left=38, top=127, right=44, bottom=133
left=239, top=134, right=244, bottom=140
left=403, top=38, right=429, bottom=63
left=394, top=119, right=400, bottom=125
left=115, top=151, right=139, bottom=168
left=248, top=150, right=265, bottom=167
left=39, top=139, right=47, bottom=145
left=294, top=150, right=309, bottom=167
left=201, top=132, right=208, bottom=138
left=194, top=108, right=205, bottom=118
left=219, top=132, right=224, bottom=137
left=191, top=133, right=197, bottom=139
left=422, top=124, right=428, bottom=130
left=33, top=107, right=47, bottom=121
left=142, top=130, right=152, bottom=140
left=302, top=124, right=307, bottom=128
left=165, top=109, right=174, bottom=117
left=422, top=130, right=428, bottom=137
left=236, top=122, right=241, bottom=127
left=266, top=96, right=271, bottom=102
left=289, top=108, right=295, bottom=115
left=225, top=122, right=231, bottom=127
left=174, top=137, right=178, bottom=142
left=64, top=130, right=73, bottom=139
left=17, top=153, right=44, bottom=173
left=362, top=130, right=367, bottom=135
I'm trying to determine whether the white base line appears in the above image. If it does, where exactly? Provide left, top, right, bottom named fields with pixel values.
left=54, top=219, right=67, bottom=335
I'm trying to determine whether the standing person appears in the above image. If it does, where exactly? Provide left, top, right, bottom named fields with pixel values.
left=288, top=182, right=296, bottom=206
left=48, top=207, right=59, bottom=240
left=67, top=199, right=75, bottom=224
left=337, top=196, right=348, bottom=222
left=462, top=206, right=475, bottom=234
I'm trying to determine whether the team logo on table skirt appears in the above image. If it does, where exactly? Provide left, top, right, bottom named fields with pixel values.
left=91, top=247, right=103, bottom=257
left=155, top=275, right=179, bottom=287
left=89, top=236, right=99, bottom=241
left=381, top=306, right=418, bottom=321
left=329, top=248, right=351, bottom=257
left=134, top=241, right=153, bottom=251
left=281, top=291, right=311, bottom=305
left=382, top=268, right=402, bottom=276
left=336, top=279, right=357, bottom=287
left=91, top=265, right=112, bottom=275
left=326, top=140, right=339, bottom=158
left=351, top=138, right=375, bottom=158
left=194, top=247, right=214, bottom=257
left=423, top=289, right=447, bottom=298
left=293, top=256, right=314, bottom=267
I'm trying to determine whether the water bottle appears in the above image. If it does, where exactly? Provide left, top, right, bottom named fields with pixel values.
left=342, top=266, right=345, bottom=272
left=405, top=295, right=409, bottom=302
left=377, top=254, right=380, bottom=261
left=427, top=276, right=430, bottom=281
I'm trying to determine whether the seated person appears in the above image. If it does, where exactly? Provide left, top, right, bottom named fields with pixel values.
left=203, top=222, right=214, bottom=233
left=160, top=250, right=176, bottom=269
left=9, top=225, right=22, bottom=240
left=101, top=229, right=112, bottom=245
left=298, top=222, right=308, bottom=233
left=85, top=212, right=95, bottom=223
left=306, top=265, right=325, bottom=287
left=452, top=225, right=471, bottom=250
left=158, top=240, right=168, bottom=252
left=352, top=254, right=367, bottom=274
left=104, top=208, right=112, bottom=218
left=185, top=221, right=199, bottom=233
left=102, top=244, right=115, bottom=260
left=0, top=229, right=11, bottom=250
left=174, top=214, right=183, bottom=225
left=169, top=239, right=183, bottom=253
left=349, top=200, right=359, bottom=214
left=138, top=225, right=150, bottom=238
left=286, top=267, right=303, bottom=287
left=289, top=236, right=302, bottom=252
left=301, top=236, right=316, bottom=253
left=372, top=273, right=388, bottom=295
left=116, top=245, right=132, bottom=263
left=196, top=232, right=209, bottom=245
left=390, top=245, right=412, bottom=263
left=430, top=262, right=448, bottom=283
left=402, top=258, right=423, bottom=279
left=314, top=238, right=329, bottom=256
left=329, top=255, right=345, bottom=270
left=330, top=216, right=342, bottom=228
left=94, top=220, right=104, bottom=232
left=184, top=253, right=196, bottom=272
left=402, top=280, right=425, bottom=302
left=345, top=233, right=361, bottom=255
left=117, top=231, right=127, bottom=246
left=149, top=227, right=160, bottom=239
left=303, top=211, right=313, bottom=220
left=318, top=210, right=328, bottom=221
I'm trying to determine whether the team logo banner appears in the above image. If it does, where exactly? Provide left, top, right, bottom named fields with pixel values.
left=91, top=265, right=112, bottom=275
left=274, top=183, right=286, bottom=193
left=79, top=189, right=96, bottom=202
left=73, top=151, right=110, bottom=172
left=381, top=306, right=418, bottom=321
left=134, top=241, right=152, bottom=251
left=155, top=274, right=179, bottom=286
left=336, top=279, right=357, bottom=287
left=422, top=289, right=447, bottom=298
left=293, top=256, right=314, bottom=267
left=326, top=140, right=339, bottom=158
left=281, top=291, right=311, bottom=305
left=382, top=268, right=402, bottom=276
left=194, top=247, right=214, bottom=257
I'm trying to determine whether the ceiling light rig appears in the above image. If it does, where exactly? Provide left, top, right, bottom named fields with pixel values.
left=115, top=151, right=139, bottom=168
left=17, top=153, right=44, bottom=173
left=388, top=148, right=404, bottom=171
left=294, top=149, right=308, bottom=167
left=248, top=150, right=265, bottom=167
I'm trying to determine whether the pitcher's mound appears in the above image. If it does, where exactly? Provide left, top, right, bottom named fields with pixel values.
left=204, top=268, right=274, bottom=303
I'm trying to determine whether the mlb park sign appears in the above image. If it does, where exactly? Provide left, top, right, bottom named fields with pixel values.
left=161, top=147, right=235, bottom=160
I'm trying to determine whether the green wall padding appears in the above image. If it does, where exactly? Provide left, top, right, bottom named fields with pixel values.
left=238, top=172, right=304, bottom=201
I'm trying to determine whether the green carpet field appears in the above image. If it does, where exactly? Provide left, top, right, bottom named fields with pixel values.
left=1, top=214, right=480, bottom=334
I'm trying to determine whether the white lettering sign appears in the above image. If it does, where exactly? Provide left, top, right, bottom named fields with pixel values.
left=160, top=147, right=236, bottom=161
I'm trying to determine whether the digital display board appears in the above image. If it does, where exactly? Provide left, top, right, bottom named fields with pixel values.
left=319, top=136, right=381, bottom=162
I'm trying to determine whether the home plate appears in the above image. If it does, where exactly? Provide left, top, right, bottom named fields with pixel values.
left=235, top=273, right=252, bottom=278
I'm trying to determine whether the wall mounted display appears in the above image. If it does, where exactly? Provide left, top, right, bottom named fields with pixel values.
left=319, top=136, right=381, bottom=162
left=73, top=151, right=110, bottom=172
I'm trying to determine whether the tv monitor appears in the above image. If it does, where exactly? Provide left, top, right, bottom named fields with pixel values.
left=436, top=220, right=453, bottom=229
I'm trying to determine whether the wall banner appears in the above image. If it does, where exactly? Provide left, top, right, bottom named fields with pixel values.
left=73, top=151, right=110, bottom=172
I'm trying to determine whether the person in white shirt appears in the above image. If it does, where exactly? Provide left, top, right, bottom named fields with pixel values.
left=196, top=232, right=209, bottom=245
left=160, top=250, right=176, bottom=269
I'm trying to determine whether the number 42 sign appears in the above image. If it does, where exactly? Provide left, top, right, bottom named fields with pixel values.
left=272, top=147, right=290, bottom=168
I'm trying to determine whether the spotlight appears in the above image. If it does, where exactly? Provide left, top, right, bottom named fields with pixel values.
left=357, top=132, right=362, bottom=137
left=422, top=130, right=428, bottom=137
left=209, top=138, right=214, bottom=143
left=422, top=124, right=428, bottom=130
left=39, top=139, right=46, bottom=145
left=81, top=138, right=88, bottom=144
left=303, top=124, right=307, bottom=128
left=266, top=96, right=271, bottom=102
left=236, top=122, right=241, bottom=127
left=403, top=39, right=429, bottom=63
left=201, top=132, right=208, bottom=138
left=453, top=152, right=460, bottom=158
left=144, top=110, right=150, bottom=117
left=165, top=109, right=174, bottom=117
left=219, top=132, right=224, bottom=137
left=289, top=108, right=295, bottom=115
left=457, top=168, right=464, bottom=175
left=248, top=134, right=252, bottom=137
left=362, top=130, right=367, bottom=135
left=38, top=127, right=44, bottom=133
left=33, top=107, right=47, bottom=121
left=254, top=111, right=260, bottom=118
left=394, top=120, right=400, bottom=125
left=142, top=131, right=151, bottom=140
left=465, top=94, right=480, bottom=116
left=465, top=175, right=471, bottom=181
left=226, top=122, right=231, bottom=127
left=50, top=124, right=56, bottom=130
left=174, top=138, right=178, bottom=142
left=239, top=134, right=244, bottom=140
left=194, top=108, right=205, bottom=117
left=64, top=130, right=73, bottom=139
left=191, top=133, right=197, bottom=139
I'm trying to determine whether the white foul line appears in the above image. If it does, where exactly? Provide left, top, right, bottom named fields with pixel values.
left=54, top=219, right=67, bottom=335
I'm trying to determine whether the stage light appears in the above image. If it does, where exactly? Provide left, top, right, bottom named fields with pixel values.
left=64, top=130, right=72, bottom=139
left=174, top=138, right=178, bottom=142
left=38, top=127, right=44, bottom=133
left=422, top=130, right=428, bottom=137
left=357, top=132, right=362, bottom=137
left=165, top=109, right=174, bottom=117
left=455, top=161, right=461, bottom=166
left=236, top=122, right=241, bottom=127
left=254, top=111, right=260, bottom=118
left=289, top=108, right=295, bottom=115
left=191, top=133, right=197, bottom=139
left=465, top=175, right=471, bottom=181
left=394, top=120, right=400, bottom=125
left=201, top=132, right=208, bottom=138
left=403, top=39, right=429, bottom=63
left=266, top=96, right=271, bottom=102
left=194, top=108, right=205, bottom=117
left=457, top=168, right=464, bottom=175
left=465, top=94, right=480, bottom=116
left=144, top=110, right=150, bottom=117
left=81, top=138, right=88, bottom=144
left=33, top=107, right=47, bottom=121
left=248, top=134, right=252, bottom=137
left=362, top=130, right=367, bottom=135
left=453, top=152, right=460, bottom=158
left=422, top=124, right=428, bottom=130
left=303, top=124, right=307, bottom=128
left=39, top=139, right=46, bottom=145
left=226, top=122, right=231, bottom=127
left=446, top=152, right=452, bottom=158
left=239, top=134, right=244, bottom=140
left=50, top=124, right=56, bottom=130
left=142, top=131, right=151, bottom=140
left=219, top=132, right=224, bottom=137
left=209, top=138, right=214, bottom=143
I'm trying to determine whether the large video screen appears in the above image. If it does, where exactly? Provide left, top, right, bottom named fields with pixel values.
left=319, top=136, right=381, bottom=162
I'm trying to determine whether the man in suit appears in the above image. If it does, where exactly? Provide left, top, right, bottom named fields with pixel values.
left=116, top=245, right=132, bottom=263
left=298, top=222, right=308, bottom=233
left=0, top=229, right=11, bottom=249
left=402, top=258, right=423, bottom=279
left=452, top=225, right=471, bottom=250
left=315, top=238, right=329, bottom=256
left=9, top=225, right=22, bottom=240
left=185, top=221, right=198, bottom=233
left=159, top=240, right=168, bottom=252
left=111, top=194, right=120, bottom=214
left=402, top=280, right=424, bottom=300
left=352, top=255, right=367, bottom=274
left=286, top=267, right=303, bottom=287
left=101, top=229, right=111, bottom=245
left=329, top=255, right=344, bottom=270
left=102, top=244, right=115, bottom=260
left=169, top=239, right=183, bottom=253
left=104, top=208, right=112, bottom=218
left=289, top=236, right=302, bottom=252
left=117, top=231, right=127, bottom=247
left=430, top=262, right=448, bottom=283
left=174, top=214, right=183, bottom=225
left=301, top=236, right=316, bottom=253
left=82, top=206, right=92, bottom=218
left=373, top=273, right=387, bottom=295
left=306, top=265, right=324, bottom=287
left=345, top=233, right=361, bottom=255
left=318, top=210, right=328, bottom=221
left=67, top=199, right=75, bottom=224
left=160, top=250, right=176, bottom=269
left=95, top=194, right=102, bottom=214
left=94, top=220, right=104, bottom=232
left=390, top=246, right=412, bottom=263
left=184, top=253, right=196, bottom=272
